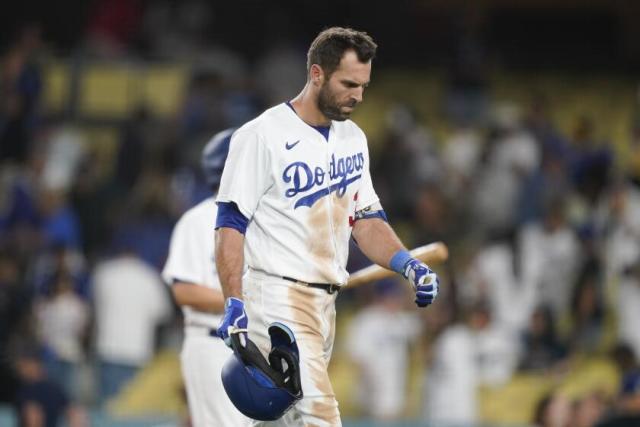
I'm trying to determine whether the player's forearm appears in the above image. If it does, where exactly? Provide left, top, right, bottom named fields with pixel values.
left=352, top=218, right=405, bottom=269
left=215, top=227, right=245, bottom=299
left=171, top=283, right=225, bottom=313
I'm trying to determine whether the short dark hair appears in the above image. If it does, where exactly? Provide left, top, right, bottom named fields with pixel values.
left=307, top=27, right=377, bottom=77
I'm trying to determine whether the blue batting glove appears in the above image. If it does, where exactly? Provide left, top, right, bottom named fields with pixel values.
left=402, top=259, right=439, bottom=308
left=217, top=297, right=248, bottom=347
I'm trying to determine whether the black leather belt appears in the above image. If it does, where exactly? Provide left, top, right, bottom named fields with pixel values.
left=282, top=276, right=341, bottom=294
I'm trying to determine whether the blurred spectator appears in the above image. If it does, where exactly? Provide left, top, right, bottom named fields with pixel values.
left=594, top=179, right=640, bottom=285
left=421, top=313, right=478, bottom=424
left=0, top=165, right=39, bottom=257
left=568, top=116, right=613, bottom=206
left=617, top=261, right=640, bottom=361
left=70, top=153, right=117, bottom=261
left=180, top=72, right=228, bottom=141
left=14, top=347, right=86, bottom=427
left=256, top=41, right=306, bottom=106
left=0, top=24, right=42, bottom=164
left=30, top=243, right=89, bottom=299
left=598, top=344, right=640, bottom=426
left=465, top=236, right=536, bottom=333
left=518, top=199, right=581, bottom=319
left=471, top=302, right=520, bottom=387
left=84, top=0, right=145, bottom=57
left=35, top=189, right=82, bottom=251
left=567, top=261, right=605, bottom=354
left=114, top=108, right=150, bottom=190
left=572, top=392, right=608, bottom=427
left=0, top=249, right=32, bottom=404
left=39, top=123, right=87, bottom=194
left=611, top=344, right=640, bottom=410
left=525, top=93, right=571, bottom=167
left=472, top=103, right=540, bottom=234
left=517, top=151, right=572, bottom=226
left=346, top=280, right=420, bottom=420
left=413, top=183, right=456, bottom=246
left=519, top=305, right=567, bottom=373
left=139, top=0, right=220, bottom=61
left=91, top=249, right=172, bottom=404
left=441, top=124, right=483, bottom=197
left=373, top=104, right=442, bottom=221
left=35, top=271, right=89, bottom=399
left=111, top=170, right=176, bottom=269
left=444, top=11, right=489, bottom=127
left=533, top=391, right=573, bottom=427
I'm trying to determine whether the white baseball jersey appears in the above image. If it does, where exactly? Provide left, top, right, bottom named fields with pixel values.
left=162, top=197, right=221, bottom=328
left=216, top=103, right=379, bottom=285
left=163, top=197, right=250, bottom=427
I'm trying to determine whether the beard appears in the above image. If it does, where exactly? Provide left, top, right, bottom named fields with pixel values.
left=317, top=82, right=356, bottom=122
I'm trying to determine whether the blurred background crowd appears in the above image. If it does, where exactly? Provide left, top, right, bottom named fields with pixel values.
left=2, top=0, right=640, bottom=426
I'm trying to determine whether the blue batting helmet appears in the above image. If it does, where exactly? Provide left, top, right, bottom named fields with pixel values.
left=221, top=322, right=303, bottom=421
left=201, top=128, right=235, bottom=189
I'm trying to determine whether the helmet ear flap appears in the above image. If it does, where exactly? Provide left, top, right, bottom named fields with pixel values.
left=269, top=347, right=302, bottom=397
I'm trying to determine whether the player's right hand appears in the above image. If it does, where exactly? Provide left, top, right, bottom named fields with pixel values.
left=402, top=259, right=439, bottom=308
left=217, top=297, right=248, bottom=347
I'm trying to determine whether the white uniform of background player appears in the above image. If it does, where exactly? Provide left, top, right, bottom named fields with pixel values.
left=162, top=129, right=249, bottom=427
left=215, top=28, right=439, bottom=427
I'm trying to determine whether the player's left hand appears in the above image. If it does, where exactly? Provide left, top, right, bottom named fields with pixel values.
left=217, top=297, right=248, bottom=347
left=402, top=259, right=439, bottom=308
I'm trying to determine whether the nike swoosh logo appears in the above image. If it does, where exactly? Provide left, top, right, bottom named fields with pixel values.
left=285, top=140, right=300, bottom=150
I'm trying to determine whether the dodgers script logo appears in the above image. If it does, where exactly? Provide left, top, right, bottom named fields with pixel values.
left=283, top=152, right=365, bottom=208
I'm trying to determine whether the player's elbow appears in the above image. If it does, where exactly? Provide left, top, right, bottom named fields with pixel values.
left=171, top=282, right=193, bottom=307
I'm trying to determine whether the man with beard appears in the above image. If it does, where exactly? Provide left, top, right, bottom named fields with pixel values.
left=214, top=27, right=440, bottom=426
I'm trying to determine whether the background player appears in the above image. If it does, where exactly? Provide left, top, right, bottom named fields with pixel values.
left=162, top=128, right=249, bottom=427
left=214, top=27, right=439, bottom=426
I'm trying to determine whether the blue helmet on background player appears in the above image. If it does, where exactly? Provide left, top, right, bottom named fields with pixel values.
left=221, top=322, right=303, bottom=421
left=201, top=128, right=235, bottom=191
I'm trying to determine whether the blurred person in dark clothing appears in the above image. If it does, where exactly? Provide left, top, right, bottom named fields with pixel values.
left=70, top=152, right=118, bottom=262
left=596, top=344, right=640, bottom=427
left=30, top=243, right=89, bottom=300
left=519, top=305, right=567, bottom=373
left=115, top=108, right=150, bottom=190
left=0, top=249, right=33, bottom=403
left=413, top=183, right=457, bottom=246
left=568, top=261, right=605, bottom=354
left=35, top=189, right=82, bottom=251
left=14, top=348, right=86, bottom=427
left=612, top=344, right=640, bottom=414
left=0, top=24, right=42, bottom=164
left=517, top=150, right=572, bottom=226
left=110, top=171, right=176, bottom=269
left=568, top=116, right=613, bottom=206
left=373, top=104, right=442, bottom=222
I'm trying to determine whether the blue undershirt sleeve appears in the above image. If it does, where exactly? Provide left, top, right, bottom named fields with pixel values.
left=215, top=202, right=249, bottom=234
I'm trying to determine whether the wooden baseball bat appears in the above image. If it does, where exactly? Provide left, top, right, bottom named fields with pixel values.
left=345, top=242, right=449, bottom=288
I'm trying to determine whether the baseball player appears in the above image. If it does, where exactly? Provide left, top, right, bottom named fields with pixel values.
left=215, top=27, right=440, bottom=426
left=162, top=128, right=249, bottom=427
